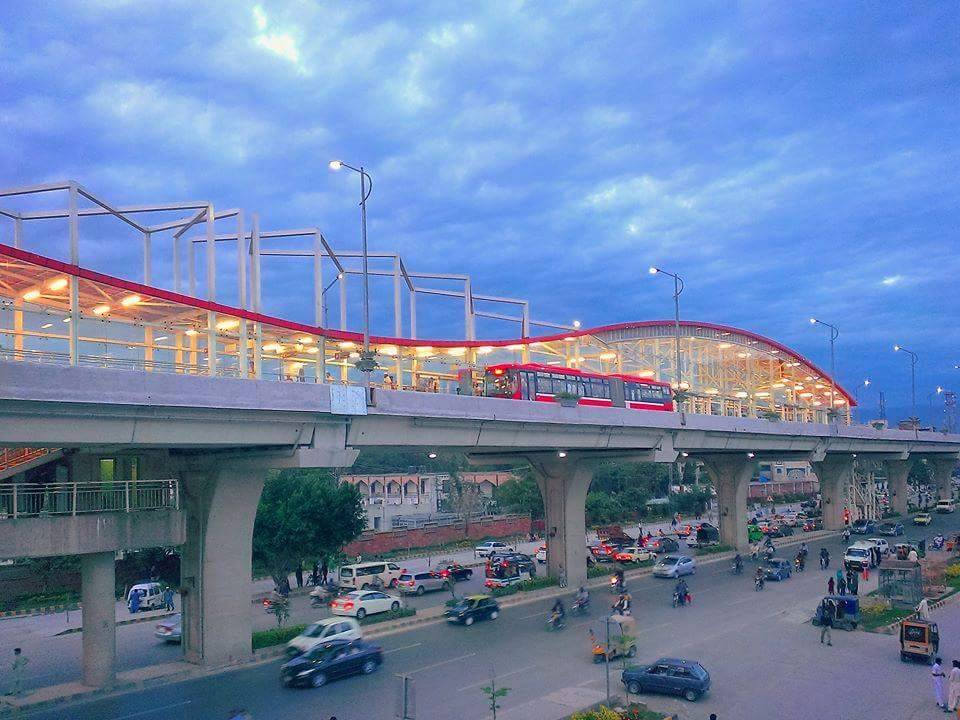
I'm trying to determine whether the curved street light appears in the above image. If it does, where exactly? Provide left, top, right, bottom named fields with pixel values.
left=809, top=318, right=840, bottom=421
left=649, top=267, right=685, bottom=394
left=893, top=344, right=919, bottom=422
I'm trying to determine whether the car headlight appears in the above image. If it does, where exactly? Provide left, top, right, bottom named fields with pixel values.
left=296, top=670, right=313, bottom=678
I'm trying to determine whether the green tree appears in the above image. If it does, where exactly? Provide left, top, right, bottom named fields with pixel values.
left=253, top=469, right=366, bottom=588
left=585, top=492, right=624, bottom=525
left=493, top=472, right=543, bottom=518
left=481, top=673, right=511, bottom=720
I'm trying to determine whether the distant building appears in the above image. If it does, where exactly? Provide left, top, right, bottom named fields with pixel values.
left=750, top=461, right=818, bottom=499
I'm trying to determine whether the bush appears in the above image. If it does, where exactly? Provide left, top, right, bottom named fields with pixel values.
left=944, top=563, right=960, bottom=579
left=359, top=607, right=416, bottom=626
left=491, top=576, right=557, bottom=597
left=694, top=544, right=732, bottom=556
left=570, top=706, right=621, bottom=720
left=252, top=624, right=306, bottom=650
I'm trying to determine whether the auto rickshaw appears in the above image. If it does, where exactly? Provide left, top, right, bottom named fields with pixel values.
left=812, top=595, right=860, bottom=631
left=590, top=614, right=637, bottom=663
left=900, top=618, right=939, bottom=663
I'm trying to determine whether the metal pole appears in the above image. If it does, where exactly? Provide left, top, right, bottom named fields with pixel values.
left=604, top=616, right=610, bottom=705
left=361, top=167, right=370, bottom=358
left=829, top=326, right=837, bottom=419
left=673, top=274, right=681, bottom=390
left=911, top=355, right=917, bottom=421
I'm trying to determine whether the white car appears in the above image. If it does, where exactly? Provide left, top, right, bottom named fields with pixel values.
left=614, top=546, right=655, bottom=563
left=866, top=538, right=890, bottom=557
left=329, top=590, right=402, bottom=620
left=652, top=555, right=696, bottom=578
left=936, top=500, right=956, bottom=514
left=285, top=617, right=361, bottom=657
left=474, top=541, right=515, bottom=558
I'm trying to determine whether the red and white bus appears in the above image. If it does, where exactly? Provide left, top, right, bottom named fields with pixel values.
left=482, top=363, right=674, bottom=411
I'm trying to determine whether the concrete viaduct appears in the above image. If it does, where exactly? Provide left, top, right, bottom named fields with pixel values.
left=1, top=360, right=958, bottom=689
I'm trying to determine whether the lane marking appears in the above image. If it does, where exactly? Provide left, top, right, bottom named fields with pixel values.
left=113, top=701, right=191, bottom=720
left=384, top=642, right=422, bottom=654
left=456, top=663, right=539, bottom=692
left=409, top=652, right=477, bottom=675
left=519, top=610, right=546, bottom=619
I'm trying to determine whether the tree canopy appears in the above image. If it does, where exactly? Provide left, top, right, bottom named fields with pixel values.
left=253, top=469, right=366, bottom=585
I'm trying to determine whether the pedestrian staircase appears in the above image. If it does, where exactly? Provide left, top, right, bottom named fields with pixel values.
left=0, top=448, right=62, bottom=481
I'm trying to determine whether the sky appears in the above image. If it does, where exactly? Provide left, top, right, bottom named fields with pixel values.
left=0, top=1, right=957, bottom=424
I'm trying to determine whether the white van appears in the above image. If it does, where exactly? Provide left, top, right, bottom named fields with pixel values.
left=127, top=582, right=164, bottom=612
left=936, top=499, right=956, bottom=514
left=338, top=561, right=403, bottom=590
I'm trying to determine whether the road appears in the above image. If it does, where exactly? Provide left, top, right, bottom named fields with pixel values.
left=14, top=511, right=959, bottom=720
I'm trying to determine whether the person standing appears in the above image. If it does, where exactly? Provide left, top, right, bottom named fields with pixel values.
left=129, top=589, right=141, bottom=614
left=4, top=648, right=27, bottom=697
left=835, top=568, right=843, bottom=586
left=295, top=562, right=304, bottom=589
left=949, top=660, right=960, bottom=712
left=837, top=576, right=847, bottom=595
left=849, top=572, right=859, bottom=596
left=321, top=558, right=329, bottom=585
left=163, top=586, right=175, bottom=611
left=819, top=604, right=833, bottom=646
left=827, top=577, right=835, bottom=595
left=932, top=657, right=946, bottom=710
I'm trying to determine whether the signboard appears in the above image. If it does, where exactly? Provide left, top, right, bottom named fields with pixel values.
left=329, top=385, right=367, bottom=415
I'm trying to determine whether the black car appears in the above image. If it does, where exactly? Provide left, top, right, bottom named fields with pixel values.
left=280, top=639, right=382, bottom=688
left=768, top=524, right=794, bottom=538
left=436, top=561, right=474, bottom=582
left=488, top=552, right=536, bottom=577
left=621, top=658, right=711, bottom=702
left=445, top=595, right=500, bottom=626
left=648, top=537, right=680, bottom=554
left=877, top=522, right=904, bottom=537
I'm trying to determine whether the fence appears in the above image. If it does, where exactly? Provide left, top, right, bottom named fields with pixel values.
left=0, top=480, right=179, bottom=519
left=0, top=448, right=50, bottom=473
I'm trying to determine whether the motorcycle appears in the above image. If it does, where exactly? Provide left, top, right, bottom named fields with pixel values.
left=571, top=597, right=591, bottom=615
left=547, top=611, right=566, bottom=631
left=262, top=589, right=289, bottom=614
left=609, top=576, right=625, bottom=594
left=309, top=580, right=338, bottom=608
left=732, top=560, right=743, bottom=575
left=755, top=576, right=765, bottom=591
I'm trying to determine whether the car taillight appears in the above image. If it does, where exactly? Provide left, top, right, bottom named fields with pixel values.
left=262, top=599, right=270, bottom=607
left=344, top=602, right=354, bottom=610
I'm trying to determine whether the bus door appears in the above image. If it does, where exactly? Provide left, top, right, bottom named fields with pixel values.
left=520, top=371, right=535, bottom=400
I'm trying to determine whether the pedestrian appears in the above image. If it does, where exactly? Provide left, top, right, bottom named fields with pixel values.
left=671, top=515, right=678, bottom=530
left=849, top=572, right=859, bottom=596
left=5, top=648, right=28, bottom=697
left=835, top=568, right=843, bottom=586
left=129, top=588, right=141, bottom=614
left=820, top=603, right=833, bottom=646
left=321, top=558, right=329, bottom=585
left=163, top=586, right=175, bottom=611
left=828, top=577, right=835, bottom=595
left=949, top=660, right=960, bottom=712
left=933, top=657, right=946, bottom=710
left=837, top=576, right=847, bottom=595
left=295, top=562, right=304, bottom=589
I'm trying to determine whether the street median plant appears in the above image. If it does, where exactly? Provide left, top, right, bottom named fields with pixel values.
left=694, top=543, right=732, bottom=556
left=490, top=576, right=557, bottom=597
left=252, top=624, right=306, bottom=650
left=358, top=607, right=416, bottom=626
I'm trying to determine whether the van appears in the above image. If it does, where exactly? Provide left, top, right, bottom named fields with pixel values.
left=936, top=500, right=955, bottom=514
left=127, top=582, right=164, bottom=612
left=338, top=562, right=402, bottom=590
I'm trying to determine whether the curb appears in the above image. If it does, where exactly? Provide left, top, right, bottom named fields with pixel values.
left=54, top=610, right=178, bottom=636
left=869, top=589, right=960, bottom=635
left=0, top=602, right=80, bottom=619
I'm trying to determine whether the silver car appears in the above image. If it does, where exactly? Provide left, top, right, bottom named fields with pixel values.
left=396, top=571, right=446, bottom=596
left=155, top=613, right=181, bottom=643
left=652, top=555, right=696, bottom=578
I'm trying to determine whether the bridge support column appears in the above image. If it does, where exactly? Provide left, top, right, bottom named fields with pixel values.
left=811, top=456, right=855, bottom=530
left=698, top=455, right=752, bottom=552
left=80, top=551, right=116, bottom=688
left=529, top=456, right=594, bottom=590
left=885, top=459, right=912, bottom=517
left=180, top=464, right=266, bottom=668
left=929, top=457, right=958, bottom=501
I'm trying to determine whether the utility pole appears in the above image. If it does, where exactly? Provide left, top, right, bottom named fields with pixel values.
left=395, top=674, right=415, bottom=719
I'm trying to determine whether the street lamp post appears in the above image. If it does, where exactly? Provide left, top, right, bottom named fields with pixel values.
left=893, top=344, right=919, bottom=423
left=330, top=160, right=377, bottom=380
left=649, top=267, right=684, bottom=395
left=809, top=318, right=839, bottom=421
left=853, top=379, right=871, bottom=423
left=321, top=272, right=345, bottom=329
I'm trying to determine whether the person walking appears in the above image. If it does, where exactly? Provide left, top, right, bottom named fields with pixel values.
left=849, top=572, right=859, bottom=596
left=4, top=648, right=27, bottom=697
left=827, top=577, right=835, bottom=595
left=129, top=588, right=141, bottom=614
left=163, top=586, right=175, bottom=611
left=932, top=657, right=946, bottom=710
left=320, top=558, right=329, bottom=585
left=837, top=576, right=847, bottom=595
left=835, top=568, right=843, bottom=586
left=949, top=660, right=960, bottom=712
left=819, top=604, right=833, bottom=646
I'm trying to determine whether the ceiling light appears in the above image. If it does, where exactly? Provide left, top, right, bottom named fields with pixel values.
left=563, top=337, right=576, bottom=342
left=755, top=391, right=771, bottom=398
left=154, top=335, right=168, bottom=342
left=306, top=346, right=319, bottom=355
left=477, top=346, right=494, bottom=355
left=92, top=304, right=110, bottom=316
left=263, top=343, right=283, bottom=353
left=704, top=387, right=719, bottom=395
left=120, top=294, right=141, bottom=307
left=40, top=323, right=53, bottom=329
left=557, top=451, right=567, bottom=458
left=718, top=343, right=732, bottom=349
left=215, top=318, right=240, bottom=331
left=47, top=277, right=68, bottom=291
left=681, top=452, right=689, bottom=457
left=338, top=341, right=355, bottom=349
left=735, top=391, right=749, bottom=398
left=772, top=382, right=785, bottom=388
left=415, top=346, right=434, bottom=356
left=428, top=452, right=438, bottom=459
left=62, top=317, right=71, bottom=323
left=22, top=289, right=41, bottom=301
left=447, top=347, right=466, bottom=357
left=799, top=392, right=814, bottom=398
left=747, top=452, right=755, bottom=458
left=298, top=336, right=315, bottom=344
left=185, top=329, right=199, bottom=336
left=506, top=344, right=523, bottom=351
left=599, top=352, right=617, bottom=360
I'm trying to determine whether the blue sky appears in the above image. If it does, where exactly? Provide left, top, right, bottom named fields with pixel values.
left=1, top=1, right=957, bottom=424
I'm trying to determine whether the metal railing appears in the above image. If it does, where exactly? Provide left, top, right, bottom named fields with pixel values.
left=0, top=448, right=50, bottom=473
left=0, top=480, right=179, bottom=519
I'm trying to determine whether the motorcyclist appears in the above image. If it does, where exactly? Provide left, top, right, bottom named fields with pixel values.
left=674, top=579, right=688, bottom=607
left=612, top=569, right=625, bottom=593
left=550, top=599, right=566, bottom=628
left=575, top=586, right=590, bottom=609
left=795, top=551, right=805, bottom=572
left=754, top=566, right=765, bottom=590
left=819, top=547, right=830, bottom=569
left=733, top=553, right=743, bottom=573
left=765, top=544, right=775, bottom=561
left=842, top=528, right=851, bottom=543
left=800, top=542, right=809, bottom=559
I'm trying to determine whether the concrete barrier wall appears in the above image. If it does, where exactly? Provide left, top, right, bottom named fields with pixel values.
left=0, top=509, right=185, bottom=559
left=343, top=515, right=531, bottom=556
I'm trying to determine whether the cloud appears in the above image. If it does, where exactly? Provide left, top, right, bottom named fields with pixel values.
left=251, top=4, right=307, bottom=72
left=881, top=275, right=904, bottom=286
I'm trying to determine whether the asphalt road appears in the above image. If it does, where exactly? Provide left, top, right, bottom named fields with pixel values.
left=15, top=512, right=960, bottom=720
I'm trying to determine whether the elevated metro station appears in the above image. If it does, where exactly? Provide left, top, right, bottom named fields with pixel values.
left=0, top=181, right=852, bottom=424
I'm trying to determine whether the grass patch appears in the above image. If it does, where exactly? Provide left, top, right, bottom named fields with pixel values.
left=859, top=605, right=914, bottom=630
left=0, top=591, right=79, bottom=613
left=252, top=624, right=307, bottom=650
left=490, top=576, right=558, bottom=597
left=693, top=543, right=732, bottom=556
left=358, top=607, right=416, bottom=626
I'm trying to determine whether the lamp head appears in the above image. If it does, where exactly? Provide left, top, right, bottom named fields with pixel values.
left=864, top=379, right=871, bottom=387
left=572, top=320, right=581, bottom=329
left=648, top=267, right=659, bottom=275
left=809, top=317, right=817, bottom=325
left=337, top=272, right=344, bottom=279
left=893, top=345, right=900, bottom=352
left=328, top=160, right=343, bottom=171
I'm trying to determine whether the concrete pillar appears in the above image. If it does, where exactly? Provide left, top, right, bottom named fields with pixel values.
left=698, top=455, right=753, bottom=552
left=179, top=465, right=266, bottom=667
left=811, top=455, right=855, bottom=530
left=929, top=457, right=958, bottom=501
left=885, top=459, right=912, bottom=517
left=529, top=456, right=594, bottom=590
left=80, top=551, right=116, bottom=688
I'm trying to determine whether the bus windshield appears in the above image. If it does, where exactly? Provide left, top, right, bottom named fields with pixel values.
left=484, top=370, right=516, bottom=397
